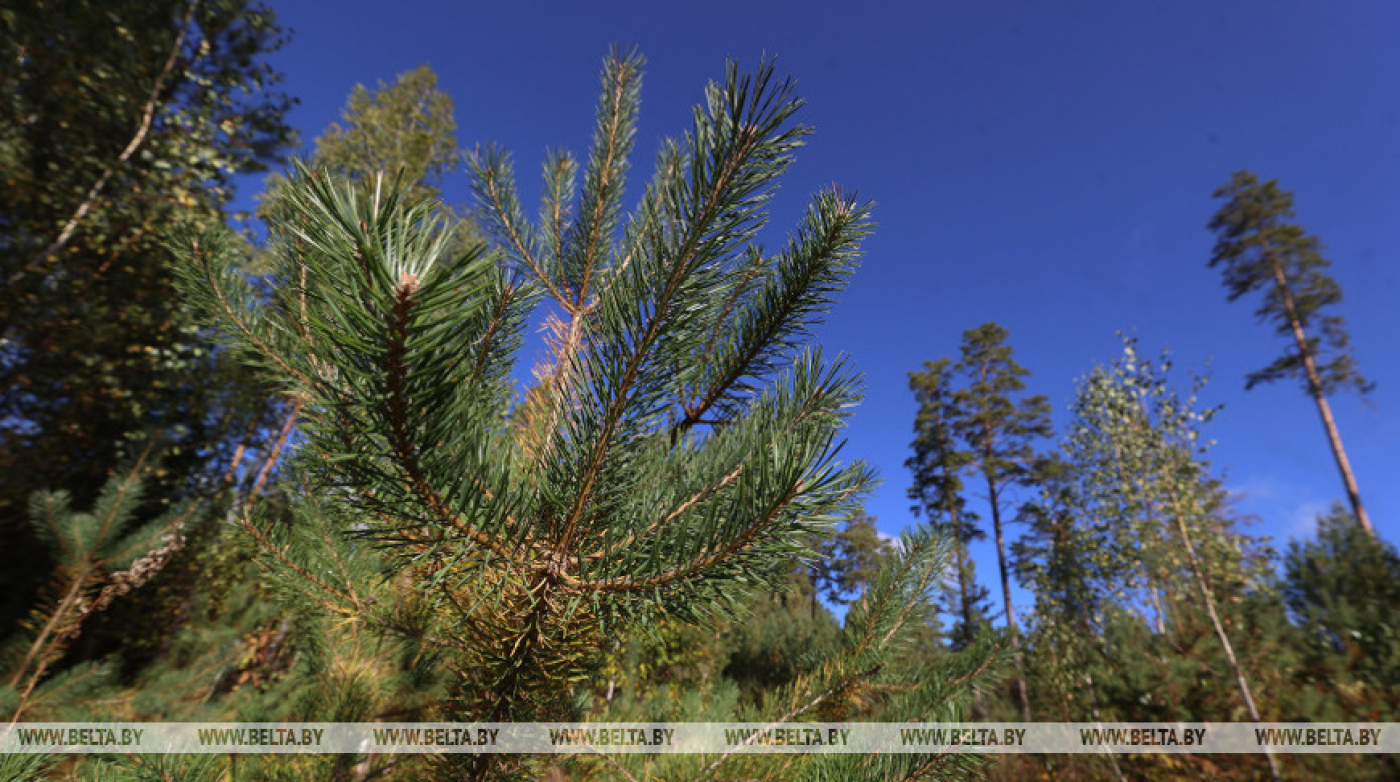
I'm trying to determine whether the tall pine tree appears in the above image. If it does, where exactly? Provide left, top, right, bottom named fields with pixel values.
left=907, top=357, right=992, bottom=650
left=909, top=323, right=1050, bottom=719
left=810, top=508, right=896, bottom=607
left=1208, top=171, right=1375, bottom=537
left=951, top=323, right=1050, bottom=720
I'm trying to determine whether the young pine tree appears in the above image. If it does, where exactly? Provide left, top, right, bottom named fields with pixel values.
left=1013, top=463, right=1129, bottom=781
left=175, top=50, right=999, bottom=780
left=1284, top=505, right=1400, bottom=720
left=809, top=507, right=896, bottom=608
left=1208, top=171, right=1375, bottom=537
left=2, top=454, right=195, bottom=723
left=1013, top=459, right=1106, bottom=710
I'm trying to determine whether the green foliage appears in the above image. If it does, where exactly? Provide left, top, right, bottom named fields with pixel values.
left=909, top=322, right=1050, bottom=717
left=1268, top=507, right=1400, bottom=780
left=1014, top=459, right=1098, bottom=641
left=940, top=324, right=1054, bottom=628
left=1208, top=170, right=1371, bottom=395
left=1056, top=338, right=1275, bottom=638
left=1017, top=338, right=1288, bottom=779
left=163, top=48, right=1005, bottom=782
left=1284, top=506, right=1400, bottom=718
left=1014, top=457, right=1117, bottom=726
left=161, top=49, right=1008, bottom=780
left=72, top=754, right=227, bottom=782
left=1056, top=340, right=1207, bottom=625
left=949, top=323, right=1054, bottom=500
left=581, top=577, right=842, bottom=725
left=736, top=526, right=1006, bottom=781
left=720, top=577, right=843, bottom=700
left=907, top=359, right=977, bottom=541
left=907, top=356, right=993, bottom=649
left=1, top=459, right=195, bottom=722
left=1207, top=170, right=1376, bottom=538
left=310, top=65, right=459, bottom=198
left=600, top=615, right=737, bottom=711
left=809, top=508, right=896, bottom=606
left=1, top=10, right=1394, bottom=781
left=0, top=0, right=295, bottom=636
left=584, top=524, right=1007, bottom=782
left=257, top=64, right=466, bottom=244
left=0, top=751, right=60, bottom=782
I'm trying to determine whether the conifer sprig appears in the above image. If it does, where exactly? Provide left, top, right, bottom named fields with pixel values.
left=3, top=456, right=195, bottom=722
left=699, top=525, right=1008, bottom=781
left=177, top=50, right=876, bottom=739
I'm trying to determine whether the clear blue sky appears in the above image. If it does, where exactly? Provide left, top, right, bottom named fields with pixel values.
left=239, top=1, right=1400, bottom=619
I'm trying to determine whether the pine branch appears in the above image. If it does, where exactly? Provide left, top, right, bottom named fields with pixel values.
left=563, top=47, right=642, bottom=305
left=184, top=237, right=310, bottom=387
left=677, top=192, right=871, bottom=438
left=574, top=479, right=806, bottom=594
left=176, top=53, right=883, bottom=744
left=469, top=146, right=565, bottom=304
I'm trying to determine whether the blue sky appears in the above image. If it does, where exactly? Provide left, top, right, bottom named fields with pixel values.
left=239, top=1, right=1399, bottom=619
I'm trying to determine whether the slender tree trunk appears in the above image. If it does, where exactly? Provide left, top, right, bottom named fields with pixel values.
left=954, top=543, right=973, bottom=639
left=248, top=398, right=302, bottom=502
left=985, top=470, right=1032, bottom=721
left=1146, top=582, right=1167, bottom=635
left=1269, top=261, right=1374, bottom=537
left=1123, top=399, right=1281, bottom=779
left=947, top=502, right=976, bottom=643
left=1081, top=668, right=1126, bottom=782
left=1163, top=474, right=1282, bottom=782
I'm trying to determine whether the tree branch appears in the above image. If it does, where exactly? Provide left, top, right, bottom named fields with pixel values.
left=15, top=0, right=202, bottom=283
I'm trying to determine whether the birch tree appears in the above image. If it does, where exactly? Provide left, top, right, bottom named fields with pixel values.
left=1064, top=339, right=1282, bottom=781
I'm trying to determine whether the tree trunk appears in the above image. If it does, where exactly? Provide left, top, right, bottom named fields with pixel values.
left=955, top=543, right=973, bottom=639
left=1269, top=261, right=1374, bottom=537
left=1124, top=397, right=1281, bottom=780
left=1082, top=668, right=1126, bottom=782
left=948, top=502, right=976, bottom=642
left=1163, top=475, right=1282, bottom=782
left=986, top=470, right=1032, bottom=721
left=8, top=573, right=88, bottom=689
left=1147, top=581, right=1167, bottom=635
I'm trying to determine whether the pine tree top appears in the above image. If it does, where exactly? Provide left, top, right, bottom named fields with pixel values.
left=1207, top=170, right=1372, bottom=396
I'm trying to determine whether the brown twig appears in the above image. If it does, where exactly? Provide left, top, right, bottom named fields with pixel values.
left=14, top=0, right=202, bottom=282
left=247, top=397, right=303, bottom=505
